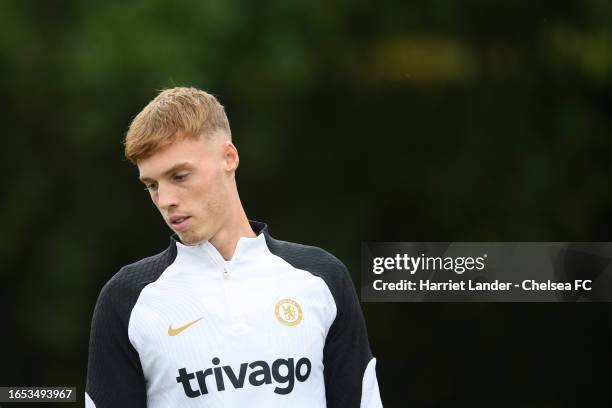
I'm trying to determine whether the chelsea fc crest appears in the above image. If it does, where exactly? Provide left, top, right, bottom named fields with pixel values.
left=275, top=299, right=303, bottom=326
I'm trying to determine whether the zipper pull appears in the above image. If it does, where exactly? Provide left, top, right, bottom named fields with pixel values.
left=223, top=268, right=230, bottom=279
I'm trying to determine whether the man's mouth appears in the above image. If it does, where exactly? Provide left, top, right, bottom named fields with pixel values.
left=169, top=216, right=192, bottom=231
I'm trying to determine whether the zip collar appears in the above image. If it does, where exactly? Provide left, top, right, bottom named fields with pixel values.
left=170, top=220, right=270, bottom=269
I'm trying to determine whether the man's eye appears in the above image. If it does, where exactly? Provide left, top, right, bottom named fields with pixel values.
left=144, top=183, right=157, bottom=191
left=173, top=174, right=188, bottom=182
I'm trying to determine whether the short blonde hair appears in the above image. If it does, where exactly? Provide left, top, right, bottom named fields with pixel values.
left=124, top=87, right=231, bottom=163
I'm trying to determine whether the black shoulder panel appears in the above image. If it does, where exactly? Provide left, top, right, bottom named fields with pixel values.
left=86, top=241, right=177, bottom=408
left=264, top=234, right=347, bottom=303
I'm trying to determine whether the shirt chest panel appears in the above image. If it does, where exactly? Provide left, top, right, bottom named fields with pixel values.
left=128, top=260, right=334, bottom=402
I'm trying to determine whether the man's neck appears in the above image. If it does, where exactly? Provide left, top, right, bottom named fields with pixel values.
left=209, top=211, right=256, bottom=261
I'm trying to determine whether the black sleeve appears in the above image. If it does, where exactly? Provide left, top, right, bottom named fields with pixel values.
left=85, top=271, right=147, bottom=408
left=322, top=264, right=375, bottom=408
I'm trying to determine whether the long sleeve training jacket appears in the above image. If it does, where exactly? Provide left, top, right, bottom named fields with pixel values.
left=86, top=221, right=382, bottom=407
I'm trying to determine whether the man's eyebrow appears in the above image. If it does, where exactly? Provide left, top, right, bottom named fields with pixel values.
left=139, top=162, right=194, bottom=183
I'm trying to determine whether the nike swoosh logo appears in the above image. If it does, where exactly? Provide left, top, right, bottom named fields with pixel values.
left=168, top=317, right=203, bottom=336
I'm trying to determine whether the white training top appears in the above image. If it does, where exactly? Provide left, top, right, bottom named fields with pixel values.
left=86, top=221, right=382, bottom=407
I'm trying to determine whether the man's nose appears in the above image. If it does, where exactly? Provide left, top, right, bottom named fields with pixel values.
left=156, top=183, right=179, bottom=210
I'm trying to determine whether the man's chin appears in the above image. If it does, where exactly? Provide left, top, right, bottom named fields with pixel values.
left=177, top=230, right=208, bottom=246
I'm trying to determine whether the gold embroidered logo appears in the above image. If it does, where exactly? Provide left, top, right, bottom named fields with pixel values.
left=168, top=317, right=203, bottom=336
left=275, top=299, right=302, bottom=326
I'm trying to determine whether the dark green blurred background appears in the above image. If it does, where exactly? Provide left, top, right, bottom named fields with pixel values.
left=1, top=0, right=611, bottom=407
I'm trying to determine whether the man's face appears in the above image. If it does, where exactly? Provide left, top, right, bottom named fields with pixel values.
left=137, top=132, right=233, bottom=245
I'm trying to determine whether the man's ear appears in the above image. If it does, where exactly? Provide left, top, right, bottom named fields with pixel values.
left=223, top=141, right=239, bottom=172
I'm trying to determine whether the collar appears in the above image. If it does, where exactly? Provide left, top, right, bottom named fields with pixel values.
left=170, top=220, right=270, bottom=265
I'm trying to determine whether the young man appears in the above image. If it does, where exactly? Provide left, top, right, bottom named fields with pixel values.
left=86, top=87, right=382, bottom=407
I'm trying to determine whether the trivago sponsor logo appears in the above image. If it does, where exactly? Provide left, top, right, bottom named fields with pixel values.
left=176, top=356, right=312, bottom=398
